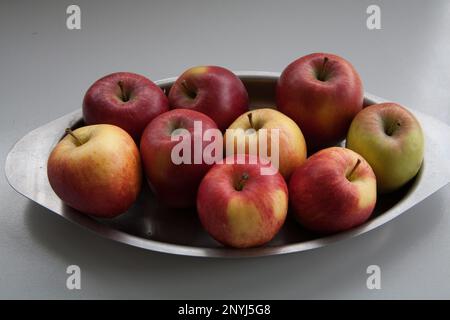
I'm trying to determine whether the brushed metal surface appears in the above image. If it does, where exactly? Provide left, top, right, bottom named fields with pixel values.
left=5, top=72, right=450, bottom=258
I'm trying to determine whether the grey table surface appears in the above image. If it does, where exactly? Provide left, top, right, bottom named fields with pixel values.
left=1, top=0, right=449, bottom=299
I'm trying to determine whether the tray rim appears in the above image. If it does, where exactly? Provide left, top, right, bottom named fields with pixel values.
left=5, top=71, right=450, bottom=258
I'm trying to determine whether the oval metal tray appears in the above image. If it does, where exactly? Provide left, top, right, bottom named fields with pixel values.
left=5, top=71, right=450, bottom=258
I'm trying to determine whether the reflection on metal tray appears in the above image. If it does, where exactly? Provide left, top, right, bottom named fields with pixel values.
left=5, top=72, right=450, bottom=257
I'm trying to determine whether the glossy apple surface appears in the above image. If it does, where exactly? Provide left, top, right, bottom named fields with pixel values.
left=225, top=108, right=307, bottom=180
left=83, top=72, right=169, bottom=140
left=168, top=66, right=249, bottom=131
left=276, top=53, right=364, bottom=151
left=197, top=155, right=288, bottom=248
left=346, top=103, right=424, bottom=193
left=140, top=109, right=219, bottom=208
left=47, top=124, right=142, bottom=218
left=289, top=147, right=376, bottom=234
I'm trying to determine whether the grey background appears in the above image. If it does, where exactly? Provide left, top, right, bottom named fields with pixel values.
left=1, top=0, right=449, bottom=299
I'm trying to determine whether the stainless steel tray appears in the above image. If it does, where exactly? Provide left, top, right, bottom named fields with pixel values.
left=5, top=71, right=450, bottom=258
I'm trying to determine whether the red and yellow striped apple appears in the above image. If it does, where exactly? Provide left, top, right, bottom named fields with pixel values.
left=197, top=155, right=288, bottom=248
left=168, top=66, right=249, bottom=131
left=224, top=108, right=307, bottom=180
left=47, top=124, right=142, bottom=218
left=140, top=109, right=219, bottom=208
left=346, top=103, right=424, bottom=193
left=289, top=147, right=376, bottom=234
left=277, top=53, right=364, bottom=151
left=83, top=72, right=169, bottom=140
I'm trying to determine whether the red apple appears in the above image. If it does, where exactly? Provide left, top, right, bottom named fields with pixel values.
left=276, top=53, right=364, bottom=151
left=47, top=124, right=142, bottom=218
left=168, top=66, right=249, bottom=131
left=140, top=109, right=219, bottom=208
left=83, top=72, right=169, bottom=140
left=289, top=147, right=377, bottom=234
left=197, top=155, right=288, bottom=248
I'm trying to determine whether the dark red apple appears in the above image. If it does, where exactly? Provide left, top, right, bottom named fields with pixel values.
left=168, top=66, right=249, bottom=131
left=83, top=72, right=169, bottom=140
left=140, top=109, right=219, bottom=208
left=276, top=53, right=364, bottom=151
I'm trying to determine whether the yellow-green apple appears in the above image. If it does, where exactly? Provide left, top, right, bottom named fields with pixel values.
left=197, top=155, right=288, bottom=248
left=83, top=72, right=169, bottom=140
left=224, top=108, right=307, bottom=180
left=346, top=103, right=424, bottom=193
left=47, top=124, right=142, bottom=218
left=168, top=66, right=249, bottom=131
left=289, top=147, right=376, bottom=234
left=140, top=109, right=219, bottom=208
left=276, top=53, right=364, bottom=151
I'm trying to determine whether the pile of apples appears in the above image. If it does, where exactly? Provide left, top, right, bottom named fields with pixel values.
left=47, top=52, right=425, bottom=248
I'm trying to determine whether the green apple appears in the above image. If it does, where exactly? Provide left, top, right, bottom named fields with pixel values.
left=346, top=103, right=424, bottom=193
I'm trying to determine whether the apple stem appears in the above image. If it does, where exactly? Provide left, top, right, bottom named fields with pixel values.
left=236, top=172, right=249, bottom=191
left=118, top=81, right=129, bottom=102
left=65, top=128, right=83, bottom=146
left=347, top=159, right=362, bottom=181
left=386, top=121, right=401, bottom=136
left=318, top=57, right=329, bottom=81
left=247, top=113, right=254, bottom=129
left=181, top=80, right=197, bottom=99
